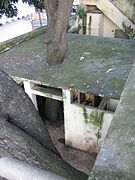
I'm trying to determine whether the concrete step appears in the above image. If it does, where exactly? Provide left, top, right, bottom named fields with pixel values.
left=81, top=0, right=135, bottom=33
left=97, top=0, right=135, bottom=31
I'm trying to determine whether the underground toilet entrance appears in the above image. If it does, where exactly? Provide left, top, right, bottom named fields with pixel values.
left=22, top=81, right=119, bottom=174
left=33, top=85, right=118, bottom=174
left=36, top=95, right=97, bottom=174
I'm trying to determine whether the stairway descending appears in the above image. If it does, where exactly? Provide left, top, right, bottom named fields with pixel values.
left=81, top=0, right=135, bottom=34
left=110, top=0, right=135, bottom=24
left=97, top=0, right=135, bottom=31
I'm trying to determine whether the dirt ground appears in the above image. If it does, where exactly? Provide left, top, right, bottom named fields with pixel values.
left=47, top=121, right=97, bottom=175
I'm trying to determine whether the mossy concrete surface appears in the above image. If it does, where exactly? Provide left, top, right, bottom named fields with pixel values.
left=88, top=62, right=135, bottom=180
left=0, top=32, right=135, bottom=99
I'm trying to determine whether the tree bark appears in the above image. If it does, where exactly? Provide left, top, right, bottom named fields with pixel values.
left=0, top=70, right=58, bottom=155
left=44, top=0, right=73, bottom=66
left=0, top=113, right=87, bottom=180
left=0, top=71, right=88, bottom=179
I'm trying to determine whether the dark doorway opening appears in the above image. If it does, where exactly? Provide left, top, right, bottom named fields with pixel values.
left=37, top=96, right=64, bottom=127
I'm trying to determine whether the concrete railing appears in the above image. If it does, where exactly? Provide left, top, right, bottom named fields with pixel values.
left=0, top=157, right=66, bottom=180
left=88, top=61, right=135, bottom=179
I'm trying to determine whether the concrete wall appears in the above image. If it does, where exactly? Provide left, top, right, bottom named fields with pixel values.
left=86, top=12, right=103, bottom=36
left=63, top=90, right=114, bottom=153
left=103, top=15, right=119, bottom=37
left=112, top=0, right=135, bottom=24
left=23, top=81, right=114, bottom=153
left=86, top=11, right=119, bottom=37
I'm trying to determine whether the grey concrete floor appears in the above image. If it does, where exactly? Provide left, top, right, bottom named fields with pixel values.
left=47, top=122, right=97, bottom=175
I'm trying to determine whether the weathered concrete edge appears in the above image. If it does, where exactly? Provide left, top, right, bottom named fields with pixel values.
left=88, top=60, right=135, bottom=180
left=0, top=157, right=66, bottom=180
left=0, top=27, right=46, bottom=53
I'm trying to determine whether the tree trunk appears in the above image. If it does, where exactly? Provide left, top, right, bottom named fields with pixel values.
left=0, top=113, right=87, bottom=180
left=0, top=71, right=88, bottom=179
left=0, top=70, right=58, bottom=155
left=44, top=0, right=73, bottom=66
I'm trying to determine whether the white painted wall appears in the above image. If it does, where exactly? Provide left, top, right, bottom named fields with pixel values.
left=63, top=89, right=114, bottom=153
left=103, top=15, right=119, bottom=37
left=86, top=12, right=119, bottom=38
left=22, top=81, right=114, bottom=153
left=86, top=12, right=103, bottom=36
left=23, top=81, right=38, bottom=109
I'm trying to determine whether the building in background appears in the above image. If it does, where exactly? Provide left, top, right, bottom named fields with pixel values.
left=80, top=0, right=135, bottom=39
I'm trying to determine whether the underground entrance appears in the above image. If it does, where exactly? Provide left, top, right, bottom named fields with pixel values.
left=36, top=95, right=97, bottom=174
left=24, top=82, right=118, bottom=174
left=37, top=96, right=64, bottom=127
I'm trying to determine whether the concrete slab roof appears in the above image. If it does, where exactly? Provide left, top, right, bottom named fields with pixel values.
left=0, top=30, right=135, bottom=99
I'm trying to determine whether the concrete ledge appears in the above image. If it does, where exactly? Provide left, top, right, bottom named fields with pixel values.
left=0, top=157, right=66, bottom=180
left=88, top=62, right=135, bottom=179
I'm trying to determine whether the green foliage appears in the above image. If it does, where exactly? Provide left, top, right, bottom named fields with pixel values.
left=129, top=0, right=135, bottom=6
left=76, top=6, right=86, bottom=34
left=75, top=24, right=81, bottom=34
left=83, top=109, right=104, bottom=140
left=83, top=108, right=104, bottom=128
left=90, top=110, right=104, bottom=140
left=122, top=22, right=135, bottom=39
left=89, top=110, right=104, bottom=128
left=76, top=6, right=86, bottom=19
left=83, top=107, right=88, bottom=124
left=0, top=0, right=44, bottom=18
left=0, top=0, right=18, bottom=18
